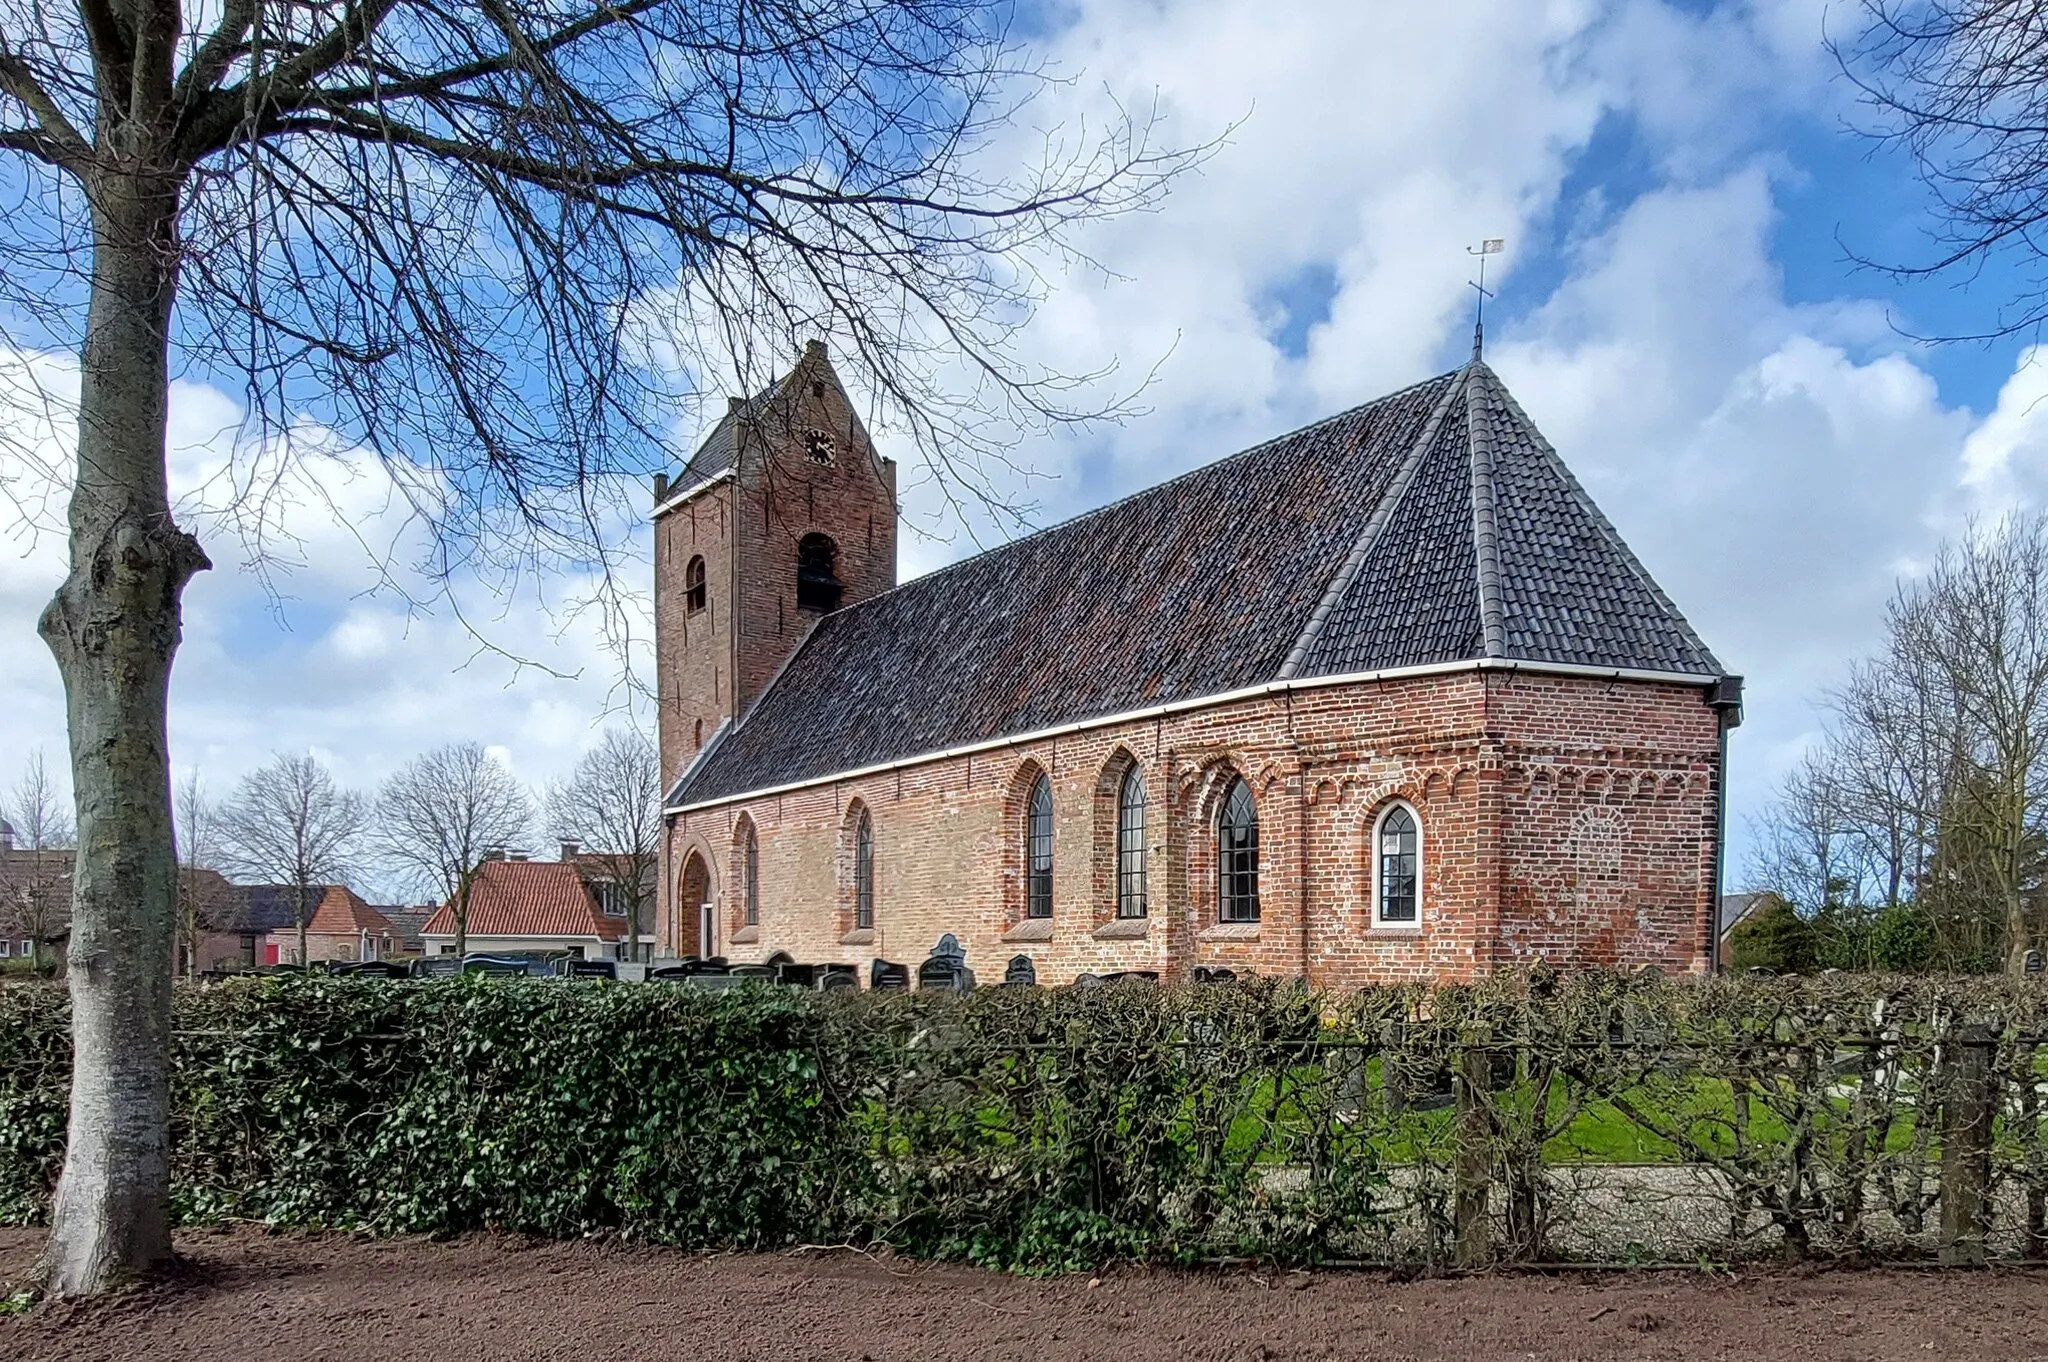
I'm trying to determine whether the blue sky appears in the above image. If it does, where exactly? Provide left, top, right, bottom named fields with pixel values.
left=7, top=0, right=2048, bottom=896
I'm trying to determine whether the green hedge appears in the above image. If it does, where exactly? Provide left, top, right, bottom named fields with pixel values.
left=4, top=972, right=2048, bottom=1268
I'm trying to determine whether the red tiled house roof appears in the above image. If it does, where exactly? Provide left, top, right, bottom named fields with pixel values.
left=420, top=859, right=622, bottom=941
left=306, top=885, right=396, bottom=935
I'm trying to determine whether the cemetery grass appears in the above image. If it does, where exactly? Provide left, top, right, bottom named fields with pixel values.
left=4, top=1223, right=2046, bottom=1362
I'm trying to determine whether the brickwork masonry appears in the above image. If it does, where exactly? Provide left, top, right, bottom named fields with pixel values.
left=662, top=670, right=1723, bottom=988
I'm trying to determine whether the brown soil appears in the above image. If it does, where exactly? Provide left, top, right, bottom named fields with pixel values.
left=3, top=1226, right=2045, bottom=1361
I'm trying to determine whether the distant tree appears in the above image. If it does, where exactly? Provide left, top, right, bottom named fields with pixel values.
left=171, top=771, right=233, bottom=978
left=0, top=749, right=74, bottom=970
left=546, top=728, right=661, bottom=963
left=217, top=755, right=368, bottom=967
left=378, top=744, right=533, bottom=958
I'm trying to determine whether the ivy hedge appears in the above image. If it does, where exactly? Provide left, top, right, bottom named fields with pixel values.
left=3, top=972, right=2047, bottom=1268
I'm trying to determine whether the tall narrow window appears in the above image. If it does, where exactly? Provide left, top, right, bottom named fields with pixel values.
left=743, top=823, right=760, bottom=926
left=1025, top=773, right=1053, bottom=919
left=1116, top=766, right=1147, bottom=919
left=853, top=810, right=874, bottom=930
left=684, top=555, right=707, bottom=613
left=1376, top=804, right=1419, bottom=925
left=1217, top=776, right=1259, bottom=923
left=797, top=533, right=842, bottom=611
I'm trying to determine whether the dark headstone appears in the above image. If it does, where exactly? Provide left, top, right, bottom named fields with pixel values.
left=918, top=956, right=967, bottom=991
left=1072, top=973, right=1104, bottom=989
left=1192, top=966, right=1236, bottom=985
left=729, top=964, right=778, bottom=979
left=776, top=962, right=820, bottom=988
left=930, top=933, right=965, bottom=963
left=870, top=959, right=911, bottom=991
left=561, top=959, right=617, bottom=980
left=766, top=950, right=796, bottom=966
left=818, top=965, right=858, bottom=992
left=1003, top=954, right=1038, bottom=987
left=2027, top=949, right=2044, bottom=977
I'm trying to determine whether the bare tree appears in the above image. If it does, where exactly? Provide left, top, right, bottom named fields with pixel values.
left=546, top=727, right=660, bottom=963
left=1746, top=747, right=1867, bottom=915
left=378, top=743, right=532, bottom=959
left=217, top=755, right=367, bottom=969
left=171, top=770, right=231, bottom=978
left=0, top=749, right=75, bottom=969
left=1, top=0, right=1196, bottom=1294
left=1838, top=2, right=2048, bottom=337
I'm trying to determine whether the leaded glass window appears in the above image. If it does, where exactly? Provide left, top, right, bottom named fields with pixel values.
left=1025, top=773, right=1053, bottom=919
left=743, top=823, right=760, bottom=926
left=1116, top=766, right=1147, bottom=919
left=1217, top=776, right=1259, bottom=923
left=1377, top=804, right=1418, bottom=924
left=853, top=810, right=874, bottom=930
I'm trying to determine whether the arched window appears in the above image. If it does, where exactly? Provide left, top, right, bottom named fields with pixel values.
left=1024, top=773, right=1053, bottom=919
left=797, top=532, right=842, bottom=612
left=853, top=809, right=875, bottom=930
left=1217, top=776, right=1259, bottom=923
left=742, top=822, right=760, bottom=926
left=1375, top=803, right=1419, bottom=926
left=1116, top=766, right=1147, bottom=919
left=684, top=555, right=707, bottom=613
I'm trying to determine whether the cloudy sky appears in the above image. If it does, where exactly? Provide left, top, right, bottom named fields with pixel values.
left=5, top=0, right=2047, bottom=889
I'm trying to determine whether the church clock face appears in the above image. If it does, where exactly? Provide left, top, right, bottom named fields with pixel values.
left=802, top=428, right=837, bottom=466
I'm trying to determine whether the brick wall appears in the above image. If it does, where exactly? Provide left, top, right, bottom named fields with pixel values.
left=662, top=669, right=1726, bottom=987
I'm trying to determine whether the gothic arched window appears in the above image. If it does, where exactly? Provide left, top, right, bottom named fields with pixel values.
left=1217, top=776, right=1259, bottom=923
left=1374, top=803, right=1420, bottom=926
left=1025, top=772, right=1053, bottom=919
left=797, top=533, right=842, bottom=612
left=742, top=821, right=760, bottom=927
left=1116, top=765, right=1147, bottom=919
left=853, top=809, right=875, bottom=930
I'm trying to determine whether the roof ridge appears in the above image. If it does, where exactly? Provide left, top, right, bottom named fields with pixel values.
left=1465, top=363, right=1508, bottom=660
left=1277, top=367, right=1471, bottom=679
left=1477, top=365, right=1724, bottom=675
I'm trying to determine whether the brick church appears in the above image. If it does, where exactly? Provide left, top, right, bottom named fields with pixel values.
left=653, top=342, right=1741, bottom=986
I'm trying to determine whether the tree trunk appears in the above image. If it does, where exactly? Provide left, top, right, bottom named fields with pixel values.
left=36, top=160, right=207, bottom=1295
left=297, top=884, right=311, bottom=969
left=455, top=878, right=470, bottom=958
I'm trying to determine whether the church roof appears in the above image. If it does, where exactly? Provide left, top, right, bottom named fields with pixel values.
left=671, top=360, right=1725, bottom=808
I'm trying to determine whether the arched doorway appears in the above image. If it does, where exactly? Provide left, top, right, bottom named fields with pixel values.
left=678, top=852, right=714, bottom=958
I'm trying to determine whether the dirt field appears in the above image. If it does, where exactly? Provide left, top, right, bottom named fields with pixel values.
left=3, top=1227, right=2046, bottom=1361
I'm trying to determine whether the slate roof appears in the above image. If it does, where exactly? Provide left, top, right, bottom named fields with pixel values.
left=233, top=884, right=332, bottom=933
left=673, top=360, right=1725, bottom=808
left=419, top=859, right=623, bottom=941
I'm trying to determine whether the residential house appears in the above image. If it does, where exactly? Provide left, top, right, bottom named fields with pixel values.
left=418, top=855, right=626, bottom=959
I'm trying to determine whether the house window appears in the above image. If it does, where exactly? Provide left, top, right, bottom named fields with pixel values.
left=594, top=879, right=627, bottom=917
left=1375, top=803, right=1420, bottom=926
left=684, top=555, right=707, bottom=613
left=797, top=532, right=842, bottom=612
left=743, top=822, right=760, bottom=926
left=0, top=940, right=10, bottom=958
left=1025, top=773, right=1053, bottom=919
left=1116, top=766, right=1147, bottom=919
left=853, top=810, right=874, bottom=930
left=1217, top=776, right=1259, bottom=923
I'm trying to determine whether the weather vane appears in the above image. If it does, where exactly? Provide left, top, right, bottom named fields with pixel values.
left=1467, top=238, right=1504, bottom=360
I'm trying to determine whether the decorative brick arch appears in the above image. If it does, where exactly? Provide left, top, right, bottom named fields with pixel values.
left=729, top=814, right=760, bottom=936
left=1091, top=747, right=1146, bottom=926
left=836, top=798, right=876, bottom=941
left=998, top=757, right=1050, bottom=928
left=1182, top=758, right=1257, bottom=926
left=677, top=848, right=715, bottom=958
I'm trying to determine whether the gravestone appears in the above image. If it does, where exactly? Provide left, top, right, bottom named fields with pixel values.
left=1003, top=954, right=1038, bottom=987
left=2026, top=949, right=2044, bottom=977
left=1192, top=966, right=1236, bottom=985
left=870, top=959, right=911, bottom=991
left=776, top=962, right=820, bottom=988
left=818, top=965, right=858, bottom=991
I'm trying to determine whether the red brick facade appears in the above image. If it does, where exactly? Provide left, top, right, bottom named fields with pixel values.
left=653, top=352, right=1731, bottom=987
left=659, top=667, right=1725, bottom=986
left=652, top=344, right=897, bottom=787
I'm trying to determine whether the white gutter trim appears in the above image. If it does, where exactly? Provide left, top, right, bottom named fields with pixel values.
left=666, top=655, right=1724, bottom=816
left=650, top=468, right=734, bottom=519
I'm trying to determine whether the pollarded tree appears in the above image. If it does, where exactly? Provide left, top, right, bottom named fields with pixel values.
left=0, top=0, right=1196, bottom=1293
left=546, top=727, right=660, bottom=963
left=378, top=742, right=533, bottom=958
